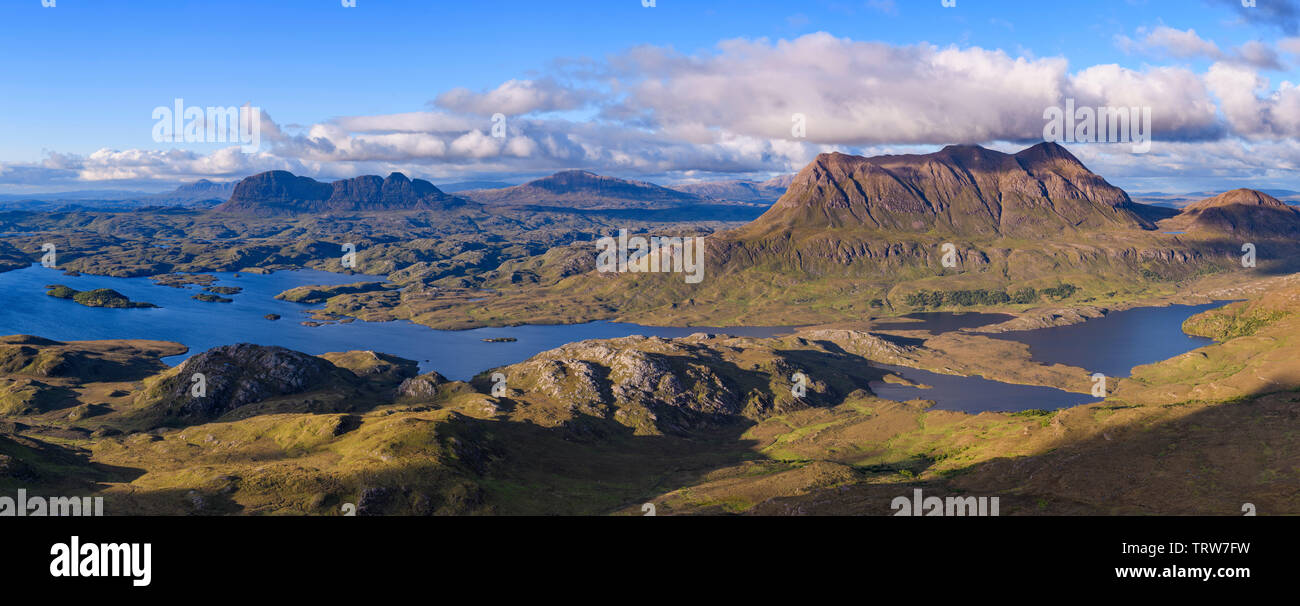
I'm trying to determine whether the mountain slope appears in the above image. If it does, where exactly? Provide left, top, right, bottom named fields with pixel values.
left=215, top=171, right=470, bottom=215
left=737, top=143, right=1153, bottom=239
left=1158, top=189, right=1300, bottom=237
left=461, top=170, right=702, bottom=210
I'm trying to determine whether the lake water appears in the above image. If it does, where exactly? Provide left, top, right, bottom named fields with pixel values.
left=0, top=264, right=792, bottom=380
left=984, top=303, right=1222, bottom=378
left=869, top=363, right=1097, bottom=413
left=0, top=263, right=1225, bottom=411
left=870, top=311, right=1014, bottom=332
left=867, top=303, right=1224, bottom=412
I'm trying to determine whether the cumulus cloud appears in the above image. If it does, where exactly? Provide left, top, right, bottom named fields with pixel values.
left=1116, top=26, right=1282, bottom=69
left=9, top=31, right=1300, bottom=190
left=1205, top=62, right=1300, bottom=138
left=434, top=78, right=594, bottom=116
left=603, top=33, right=1229, bottom=145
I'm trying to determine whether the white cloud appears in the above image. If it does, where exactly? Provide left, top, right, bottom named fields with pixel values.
left=1116, top=26, right=1283, bottom=70
left=434, top=78, right=593, bottom=116
left=7, top=32, right=1300, bottom=190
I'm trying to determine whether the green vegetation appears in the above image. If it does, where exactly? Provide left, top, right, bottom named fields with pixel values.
left=191, top=293, right=233, bottom=303
left=204, top=286, right=242, bottom=295
left=45, top=285, right=157, bottom=309
left=275, top=282, right=392, bottom=304
left=1041, top=283, right=1079, bottom=300
left=904, top=284, right=1078, bottom=309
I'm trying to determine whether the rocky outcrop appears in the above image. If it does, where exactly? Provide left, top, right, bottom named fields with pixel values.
left=796, top=330, right=915, bottom=364
left=134, top=344, right=365, bottom=423
left=396, top=371, right=450, bottom=401
left=487, top=335, right=873, bottom=435
left=320, top=351, right=419, bottom=388
left=971, top=306, right=1109, bottom=333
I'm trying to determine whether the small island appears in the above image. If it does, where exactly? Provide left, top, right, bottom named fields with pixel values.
left=204, top=286, right=243, bottom=295
left=191, top=293, right=233, bottom=303
left=265, top=314, right=281, bottom=321
left=482, top=337, right=518, bottom=343
left=45, top=285, right=157, bottom=309
left=275, top=281, right=390, bottom=304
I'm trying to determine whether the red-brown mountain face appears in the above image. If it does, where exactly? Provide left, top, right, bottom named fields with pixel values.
left=215, top=171, right=470, bottom=215
left=737, top=142, right=1154, bottom=239
left=1159, top=189, right=1300, bottom=238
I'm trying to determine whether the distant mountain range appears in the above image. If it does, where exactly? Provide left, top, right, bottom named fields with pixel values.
left=204, top=169, right=792, bottom=216
left=437, top=180, right=515, bottom=193
left=214, top=171, right=469, bottom=215
left=0, top=179, right=236, bottom=210
left=459, top=170, right=705, bottom=210
left=1133, top=189, right=1300, bottom=209
left=674, top=175, right=793, bottom=204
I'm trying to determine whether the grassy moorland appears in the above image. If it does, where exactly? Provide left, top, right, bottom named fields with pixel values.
left=0, top=271, right=1295, bottom=515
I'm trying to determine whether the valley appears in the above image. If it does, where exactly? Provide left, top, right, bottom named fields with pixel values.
left=1, top=143, right=1297, bottom=516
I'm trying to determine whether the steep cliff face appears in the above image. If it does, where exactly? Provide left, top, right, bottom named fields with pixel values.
left=1159, top=189, right=1300, bottom=237
left=738, top=143, right=1152, bottom=239
left=216, top=171, right=469, bottom=214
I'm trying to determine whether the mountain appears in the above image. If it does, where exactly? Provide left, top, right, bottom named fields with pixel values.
left=215, top=171, right=470, bottom=215
left=0, top=181, right=234, bottom=209
left=154, top=179, right=236, bottom=201
left=674, top=176, right=791, bottom=204
left=438, top=180, right=514, bottom=193
left=737, top=143, right=1154, bottom=239
left=0, top=189, right=154, bottom=202
left=761, top=173, right=796, bottom=189
left=460, top=170, right=703, bottom=210
left=1158, top=189, right=1300, bottom=237
left=139, top=179, right=237, bottom=207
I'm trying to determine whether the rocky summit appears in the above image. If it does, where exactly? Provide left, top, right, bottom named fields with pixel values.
left=133, top=343, right=370, bottom=423
left=740, top=142, right=1154, bottom=238
left=216, top=171, right=470, bottom=215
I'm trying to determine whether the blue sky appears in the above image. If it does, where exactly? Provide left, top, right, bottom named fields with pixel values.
left=2, top=0, right=1299, bottom=194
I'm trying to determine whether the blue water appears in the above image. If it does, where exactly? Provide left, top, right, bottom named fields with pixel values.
left=0, top=264, right=792, bottom=380
left=871, top=311, right=1014, bottom=332
left=984, top=303, right=1222, bottom=378
left=869, top=363, right=1097, bottom=413
left=866, top=303, right=1226, bottom=412
left=0, top=263, right=1225, bottom=411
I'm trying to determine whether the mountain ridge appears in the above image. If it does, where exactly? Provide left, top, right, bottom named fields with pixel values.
left=737, top=142, right=1155, bottom=239
left=461, top=170, right=703, bottom=210
left=215, top=171, right=470, bottom=215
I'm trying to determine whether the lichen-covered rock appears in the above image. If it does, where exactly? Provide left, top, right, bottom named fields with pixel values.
left=396, top=371, right=449, bottom=401
left=134, top=343, right=364, bottom=423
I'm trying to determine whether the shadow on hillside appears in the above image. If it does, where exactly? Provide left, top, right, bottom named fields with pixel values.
left=759, top=384, right=1300, bottom=516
